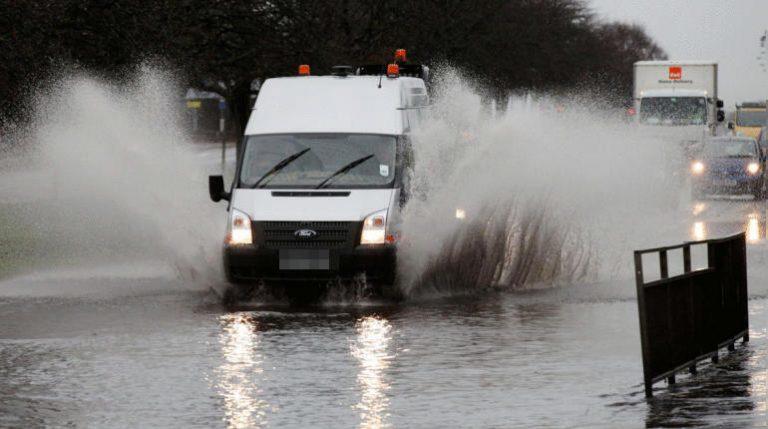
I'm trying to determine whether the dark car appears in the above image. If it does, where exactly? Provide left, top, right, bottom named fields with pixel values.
left=690, top=136, right=765, bottom=199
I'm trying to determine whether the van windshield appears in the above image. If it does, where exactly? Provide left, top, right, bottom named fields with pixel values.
left=239, top=134, right=397, bottom=189
left=639, top=97, right=707, bottom=125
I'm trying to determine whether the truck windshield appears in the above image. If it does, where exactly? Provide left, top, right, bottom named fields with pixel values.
left=639, top=97, right=707, bottom=125
left=239, top=134, right=397, bottom=189
left=704, top=139, right=757, bottom=158
left=737, top=110, right=767, bottom=127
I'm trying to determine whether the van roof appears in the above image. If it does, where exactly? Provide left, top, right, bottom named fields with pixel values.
left=245, top=75, right=425, bottom=136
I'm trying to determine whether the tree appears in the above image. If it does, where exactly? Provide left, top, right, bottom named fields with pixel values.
left=589, top=22, right=668, bottom=104
left=0, top=0, right=667, bottom=130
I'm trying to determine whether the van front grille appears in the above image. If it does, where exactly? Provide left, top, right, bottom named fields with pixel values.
left=255, top=221, right=360, bottom=249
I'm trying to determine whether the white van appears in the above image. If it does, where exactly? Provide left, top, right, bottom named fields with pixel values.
left=208, top=59, right=428, bottom=299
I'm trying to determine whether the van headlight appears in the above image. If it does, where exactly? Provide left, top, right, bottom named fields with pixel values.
left=360, top=209, right=389, bottom=245
left=747, top=162, right=760, bottom=175
left=227, top=208, right=253, bottom=245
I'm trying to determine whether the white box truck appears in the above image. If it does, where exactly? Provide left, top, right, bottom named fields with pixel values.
left=633, top=61, right=724, bottom=136
left=208, top=54, right=429, bottom=301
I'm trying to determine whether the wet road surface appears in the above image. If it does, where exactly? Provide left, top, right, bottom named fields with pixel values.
left=2, top=278, right=768, bottom=428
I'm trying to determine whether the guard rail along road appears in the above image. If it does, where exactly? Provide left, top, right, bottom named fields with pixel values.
left=634, top=232, right=749, bottom=398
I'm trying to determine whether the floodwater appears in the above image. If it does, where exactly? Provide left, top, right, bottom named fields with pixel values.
left=1, top=276, right=768, bottom=428
left=2, top=135, right=768, bottom=428
left=2, top=141, right=768, bottom=427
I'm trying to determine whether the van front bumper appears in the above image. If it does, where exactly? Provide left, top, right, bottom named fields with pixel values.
left=224, top=245, right=397, bottom=284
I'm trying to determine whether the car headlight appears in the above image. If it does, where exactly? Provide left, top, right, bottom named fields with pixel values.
left=360, top=209, right=390, bottom=245
left=455, top=208, right=467, bottom=220
left=227, top=208, right=253, bottom=245
left=748, top=162, right=760, bottom=175
left=691, top=161, right=705, bottom=175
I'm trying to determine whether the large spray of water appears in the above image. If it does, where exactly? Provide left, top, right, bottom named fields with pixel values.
left=397, top=69, right=688, bottom=298
left=0, top=65, right=696, bottom=301
left=0, top=65, right=224, bottom=294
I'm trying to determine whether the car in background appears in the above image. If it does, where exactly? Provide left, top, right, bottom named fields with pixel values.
left=690, top=136, right=765, bottom=199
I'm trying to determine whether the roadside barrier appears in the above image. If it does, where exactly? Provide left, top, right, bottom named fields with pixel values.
left=634, top=233, right=748, bottom=397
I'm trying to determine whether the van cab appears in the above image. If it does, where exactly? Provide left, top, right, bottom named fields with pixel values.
left=208, top=56, right=428, bottom=298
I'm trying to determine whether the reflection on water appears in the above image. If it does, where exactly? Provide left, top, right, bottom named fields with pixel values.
left=690, top=205, right=766, bottom=244
left=216, top=313, right=267, bottom=428
left=692, top=221, right=707, bottom=241
left=747, top=214, right=761, bottom=243
left=350, top=316, right=393, bottom=429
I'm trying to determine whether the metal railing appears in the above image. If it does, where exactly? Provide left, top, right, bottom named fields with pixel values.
left=634, top=233, right=749, bottom=397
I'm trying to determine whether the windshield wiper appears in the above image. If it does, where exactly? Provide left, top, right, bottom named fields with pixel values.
left=315, top=154, right=374, bottom=189
left=250, top=148, right=311, bottom=188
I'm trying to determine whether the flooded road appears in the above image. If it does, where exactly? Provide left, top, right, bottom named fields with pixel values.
left=3, top=156, right=768, bottom=428
left=3, top=129, right=768, bottom=426
left=1, top=276, right=768, bottom=428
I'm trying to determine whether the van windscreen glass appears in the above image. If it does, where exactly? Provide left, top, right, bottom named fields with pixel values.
left=239, top=134, right=397, bottom=189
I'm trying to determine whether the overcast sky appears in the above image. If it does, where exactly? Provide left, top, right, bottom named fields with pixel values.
left=588, top=0, right=768, bottom=108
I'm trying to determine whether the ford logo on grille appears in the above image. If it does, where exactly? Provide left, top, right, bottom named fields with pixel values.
left=294, top=229, right=318, bottom=239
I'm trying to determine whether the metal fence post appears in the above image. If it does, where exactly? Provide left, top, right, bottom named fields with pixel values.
left=635, top=251, right=653, bottom=397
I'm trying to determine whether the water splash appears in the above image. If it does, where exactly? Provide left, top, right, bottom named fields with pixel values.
left=397, top=67, right=687, bottom=298
left=403, top=201, right=594, bottom=298
left=0, top=64, right=224, bottom=292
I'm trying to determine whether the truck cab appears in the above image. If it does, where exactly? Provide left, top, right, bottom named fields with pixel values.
left=208, top=58, right=428, bottom=299
left=633, top=61, right=724, bottom=138
left=733, top=102, right=767, bottom=140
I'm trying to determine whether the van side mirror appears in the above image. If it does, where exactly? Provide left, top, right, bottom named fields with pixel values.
left=716, top=99, right=724, bottom=108
left=209, top=175, right=230, bottom=202
left=717, top=110, right=725, bottom=122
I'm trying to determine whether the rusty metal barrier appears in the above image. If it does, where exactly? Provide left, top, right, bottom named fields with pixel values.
left=634, top=233, right=749, bottom=397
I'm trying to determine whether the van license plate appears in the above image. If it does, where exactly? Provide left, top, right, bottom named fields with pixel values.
left=279, top=249, right=330, bottom=270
